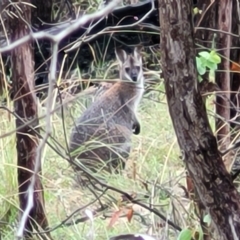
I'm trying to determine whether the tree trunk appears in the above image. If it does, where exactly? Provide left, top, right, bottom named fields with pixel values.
left=192, top=3, right=218, bottom=238
left=159, top=0, right=240, bottom=239
left=230, top=0, right=240, bottom=135
left=9, top=1, right=50, bottom=238
left=215, top=1, right=232, bottom=166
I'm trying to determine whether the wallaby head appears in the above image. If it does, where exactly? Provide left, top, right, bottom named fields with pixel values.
left=115, top=47, right=143, bottom=84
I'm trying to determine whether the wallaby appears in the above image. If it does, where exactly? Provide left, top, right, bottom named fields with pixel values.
left=69, top=47, right=144, bottom=174
left=82, top=80, right=141, bottom=134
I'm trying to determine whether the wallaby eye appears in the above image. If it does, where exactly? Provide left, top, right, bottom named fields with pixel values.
left=125, top=67, right=130, bottom=74
left=136, top=66, right=140, bottom=72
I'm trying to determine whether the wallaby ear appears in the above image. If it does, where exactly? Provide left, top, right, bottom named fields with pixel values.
left=115, top=48, right=128, bottom=64
left=133, top=46, right=142, bottom=63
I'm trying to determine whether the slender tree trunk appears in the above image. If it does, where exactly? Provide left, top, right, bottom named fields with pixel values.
left=9, top=1, right=50, bottom=238
left=215, top=1, right=232, bottom=170
left=192, top=3, right=218, bottom=238
left=229, top=1, right=240, bottom=177
left=230, top=0, right=240, bottom=134
left=159, top=0, right=240, bottom=239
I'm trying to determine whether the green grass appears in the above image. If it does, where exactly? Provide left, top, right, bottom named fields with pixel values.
left=0, top=106, right=19, bottom=239
left=0, top=55, right=218, bottom=240
left=0, top=81, right=188, bottom=239
left=43, top=87, right=184, bottom=240
left=0, top=80, right=217, bottom=239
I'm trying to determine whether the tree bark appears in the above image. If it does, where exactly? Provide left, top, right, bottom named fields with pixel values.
left=215, top=0, right=232, bottom=159
left=159, top=0, right=240, bottom=239
left=9, top=1, right=50, bottom=238
left=189, top=3, right=218, bottom=238
left=230, top=0, right=240, bottom=132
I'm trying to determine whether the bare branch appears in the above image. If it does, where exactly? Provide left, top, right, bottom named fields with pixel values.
left=0, top=0, right=120, bottom=53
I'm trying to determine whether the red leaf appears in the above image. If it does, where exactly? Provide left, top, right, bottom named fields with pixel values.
left=231, top=62, right=240, bottom=72
left=127, top=208, right=134, bottom=222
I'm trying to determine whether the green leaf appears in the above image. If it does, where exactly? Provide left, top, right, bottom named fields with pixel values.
left=205, top=61, right=217, bottom=71
left=199, top=56, right=208, bottom=65
left=193, top=7, right=199, bottom=15
left=198, top=51, right=211, bottom=60
left=177, top=228, right=192, bottom=240
left=198, top=75, right=203, bottom=82
left=196, top=57, right=206, bottom=75
left=203, top=214, right=211, bottom=226
left=209, top=51, right=221, bottom=64
left=207, top=61, right=217, bottom=71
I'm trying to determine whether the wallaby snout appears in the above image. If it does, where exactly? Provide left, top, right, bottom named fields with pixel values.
left=130, top=66, right=140, bottom=82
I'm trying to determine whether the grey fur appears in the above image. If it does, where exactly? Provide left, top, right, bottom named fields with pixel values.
left=69, top=47, right=144, bottom=174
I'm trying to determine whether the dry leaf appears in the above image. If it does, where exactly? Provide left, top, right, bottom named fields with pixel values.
left=108, top=209, right=122, bottom=228
left=127, top=208, right=134, bottom=222
left=231, top=62, right=240, bottom=72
